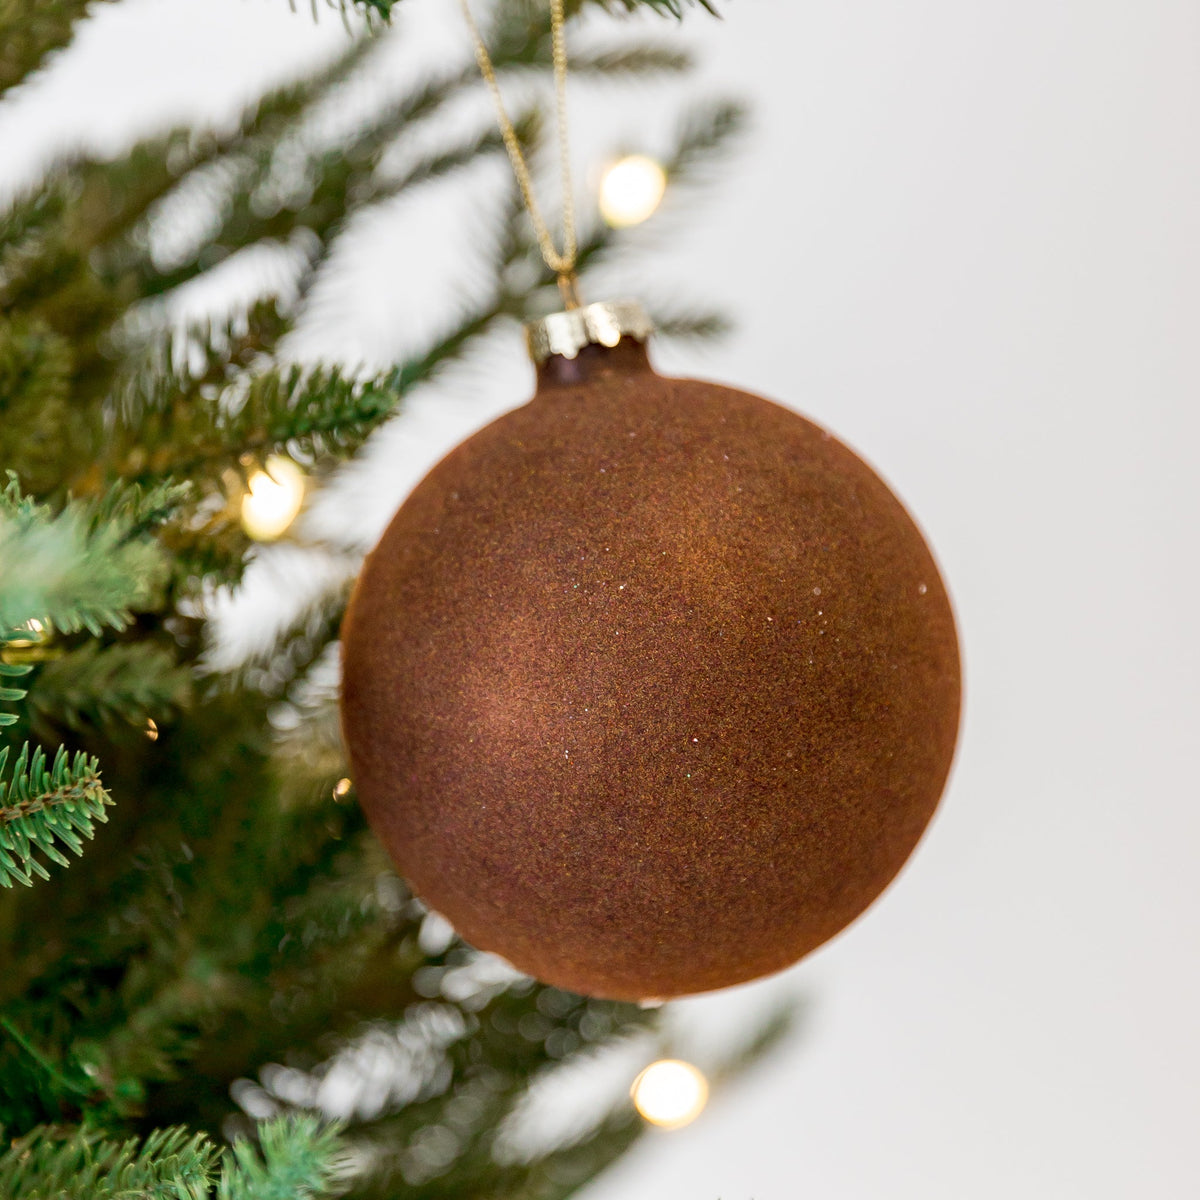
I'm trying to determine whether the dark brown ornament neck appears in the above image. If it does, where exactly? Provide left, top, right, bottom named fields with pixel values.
left=536, top=338, right=654, bottom=391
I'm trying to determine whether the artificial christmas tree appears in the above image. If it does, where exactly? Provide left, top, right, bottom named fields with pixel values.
left=0, top=1, right=785, bottom=1195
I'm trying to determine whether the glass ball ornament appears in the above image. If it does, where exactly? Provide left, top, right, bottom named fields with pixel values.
left=341, top=301, right=960, bottom=1001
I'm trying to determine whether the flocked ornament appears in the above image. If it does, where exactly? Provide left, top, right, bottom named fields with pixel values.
left=341, top=301, right=960, bottom=1001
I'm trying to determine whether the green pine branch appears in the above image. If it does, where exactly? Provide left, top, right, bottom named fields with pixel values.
left=0, top=475, right=179, bottom=637
left=591, top=0, right=721, bottom=16
left=224, top=585, right=350, bottom=701
left=642, top=302, right=731, bottom=342
left=107, top=298, right=507, bottom=492
left=492, top=1109, right=644, bottom=1200
left=0, top=1116, right=343, bottom=1200
left=338, top=126, right=510, bottom=231
left=0, top=744, right=111, bottom=888
left=244, top=958, right=661, bottom=1199
left=0, top=40, right=375, bottom=434
left=122, top=59, right=483, bottom=302
left=120, top=52, right=537, bottom=309
left=708, top=999, right=802, bottom=1087
left=27, top=642, right=192, bottom=738
left=0, top=1124, right=214, bottom=1200
left=0, top=318, right=73, bottom=496
left=0, top=608, right=36, bottom=730
left=570, top=44, right=692, bottom=74
left=217, top=1116, right=344, bottom=1200
left=0, top=0, right=116, bottom=100
left=111, top=363, right=400, bottom=484
left=0, top=641, right=33, bottom=729
left=664, top=97, right=748, bottom=184
left=0, top=181, right=67, bottom=279
left=85, top=479, right=195, bottom=541
left=496, top=0, right=718, bottom=35
left=0, top=1014, right=98, bottom=1130
left=111, top=302, right=291, bottom=431
left=198, top=362, right=401, bottom=465
left=303, top=0, right=396, bottom=24
left=529, top=98, right=748, bottom=303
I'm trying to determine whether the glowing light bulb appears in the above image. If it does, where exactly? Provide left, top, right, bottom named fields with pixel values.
left=240, top=456, right=305, bottom=542
left=332, top=777, right=353, bottom=800
left=145, top=718, right=159, bottom=742
left=631, top=1059, right=708, bottom=1129
left=598, top=155, right=667, bottom=228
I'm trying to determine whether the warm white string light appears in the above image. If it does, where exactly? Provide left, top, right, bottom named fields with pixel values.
left=598, top=155, right=667, bottom=228
left=240, top=456, right=306, bottom=542
left=631, top=1059, right=708, bottom=1128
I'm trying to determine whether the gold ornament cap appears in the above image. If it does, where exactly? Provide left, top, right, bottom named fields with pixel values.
left=524, top=299, right=654, bottom=365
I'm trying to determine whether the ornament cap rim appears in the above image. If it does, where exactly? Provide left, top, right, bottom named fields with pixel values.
left=524, top=299, right=653, bottom=365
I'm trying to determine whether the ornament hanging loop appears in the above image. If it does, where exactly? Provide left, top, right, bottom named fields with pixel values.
left=557, top=270, right=583, bottom=310
left=460, top=0, right=580, bottom=295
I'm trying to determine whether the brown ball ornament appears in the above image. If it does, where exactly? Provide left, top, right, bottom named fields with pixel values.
left=341, top=303, right=960, bottom=1001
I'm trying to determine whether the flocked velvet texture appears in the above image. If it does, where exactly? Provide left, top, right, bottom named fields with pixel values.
left=341, top=340, right=960, bottom=999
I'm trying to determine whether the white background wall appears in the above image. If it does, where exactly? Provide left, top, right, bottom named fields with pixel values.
left=3, top=1, right=1198, bottom=1196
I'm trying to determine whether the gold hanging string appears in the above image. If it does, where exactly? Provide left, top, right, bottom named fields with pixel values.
left=458, top=0, right=581, bottom=308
